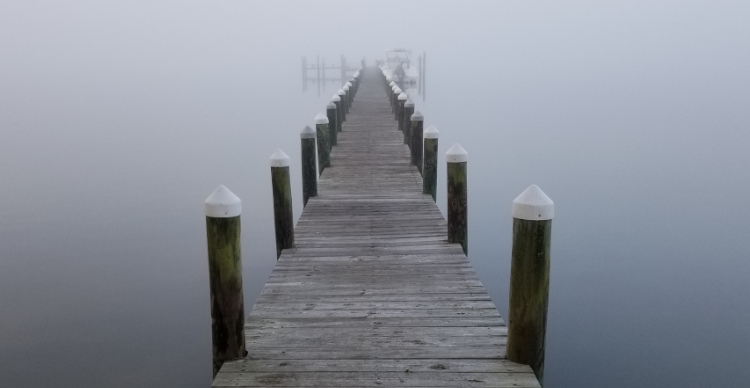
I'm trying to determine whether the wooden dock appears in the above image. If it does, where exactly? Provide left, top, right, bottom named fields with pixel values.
left=211, top=68, right=541, bottom=387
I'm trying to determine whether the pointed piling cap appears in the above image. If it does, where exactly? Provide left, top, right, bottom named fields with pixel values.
left=389, top=80, right=395, bottom=87
left=314, top=113, right=329, bottom=124
left=405, top=98, right=415, bottom=107
left=337, top=89, right=346, bottom=96
left=332, top=94, right=341, bottom=102
left=394, top=87, right=402, bottom=94
left=424, top=125, right=439, bottom=139
left=345, top=81, right=352, bottom=88
left=512, top=185, right=554, bottom=220
left=343, top=85, right=350, bottom=91
left=446, top=144, right=468, bottom=163
left=205, top=185, right=242, bottom=218
left=354, top=71, right=360, bottom=77
left=270, top=149, right=291, bottom=167
left=411, top=110, right=424, bottom=121
left=300, top=125, right=316, bottom=139
left=326, top=101, right=336, bottom=109
left=398, top=92, right=408, bottom=101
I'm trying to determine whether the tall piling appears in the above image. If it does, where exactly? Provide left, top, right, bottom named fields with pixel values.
left=343, top=84, right=351, bottom=114
left=423, top=125, right=438, bottom=201
left=338, top=89, right=347, bottom=122
left=507, top=185, right=554, bottom=385
left=410, top=110, right=424, bottom=172
left=314, top=113, right=331, bottom=172
left=300, top=126, right=317, bottom=207
left=204, top=185, right=245, bottom=377
left=446, top=144, right=468, bottom=255
left=332, top=94, right=343, bottom=133
left=327, top=102, right=338, bottom=146
left=397, top=92, right=408, bottom=133
left=270, top=149, right=294, bottom=258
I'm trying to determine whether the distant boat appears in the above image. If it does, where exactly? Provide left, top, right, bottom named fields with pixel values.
left=379, top=48, right=420, bottom=88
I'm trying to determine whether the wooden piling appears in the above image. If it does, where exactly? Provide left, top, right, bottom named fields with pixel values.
left=332, top=94, right=343, bottom=133
left=270, top=149, right=294, bottom=258
left=390, top=84, right=398, bottom=113
left=204, top=185, right=245, bottom=377
left=338, top=89, right=347, bottom=122
left=352, top=72, right=360, bottom=95
left=507, top=185, right=554, bottom=386
left=388, top=82, right=395, bottom=111
left=345, top=81, right=353, bottom=106
left=446, top=144, right=468, bottom=255
left=343, top=85, right=351, bottom=114
left=392, top=86, right=401, bottom=117
left=300, top=126, right=317, bottom=207
left=403, top=99, right=415, bottom=145
left=314, top=114, right=331, bottom=172
left=326, top=102, right=338, bottom=146
left=423, top=125, right=439, bottom=201
left=397, top=92, right=408, bottom=132
left=410, top=110, right=424, bottom=174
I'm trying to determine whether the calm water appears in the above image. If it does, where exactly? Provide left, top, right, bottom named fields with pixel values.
left=1, top=2, right=749, bottom=387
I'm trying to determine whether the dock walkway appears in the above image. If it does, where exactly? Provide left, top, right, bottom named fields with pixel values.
left=212, top=68, right=541, bottom=387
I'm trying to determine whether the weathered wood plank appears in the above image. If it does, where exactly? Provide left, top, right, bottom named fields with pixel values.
left=220, top=358, right=530, bottom=373
left=245, top=317, right=507, bottom=329
left=213, top=371, right=540, bottom=387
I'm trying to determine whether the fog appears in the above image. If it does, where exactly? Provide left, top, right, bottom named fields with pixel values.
left=1, top=1, right=749, bottom=387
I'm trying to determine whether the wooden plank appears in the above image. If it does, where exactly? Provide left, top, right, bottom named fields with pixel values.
left=213, top=371, right=540, bottom=387
left=220, top=358, right=531, bottom=373
left=245, top=317, right=507, bottom=329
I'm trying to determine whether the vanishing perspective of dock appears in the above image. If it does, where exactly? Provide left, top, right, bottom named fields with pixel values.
left=206, top=66, right=553, bottom=387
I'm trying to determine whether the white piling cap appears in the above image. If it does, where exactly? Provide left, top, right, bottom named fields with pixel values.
left=314, top=113, right=329, bottom=124
left=337, top=89, right=346, bottom=96
left=424, top=125, right=439, bottom=139
left=345, top=81, right=352, bottom=88
left=270, top=149, right=290, bottom=167
left=300, top=125, right=316, bottom=139
left=354, top=71, right=360, bottom=77
left=446, top=144, right=468, bottom=163
left=343, top=85, right=350, bottom=91
left=332, top=94, right=341, bottom=102
left=204, top=185, right=242, bottom=218
left=389, top=81, right=395, bottom=87
left=405, top=98, right=414, bottom=107
left=394, top=87, right=402, bottom=94
left=386, top=75, right=392, bottom=81
left=512, top=185, right=554, bottom=220
left=327, top=101, right=336, bottom=109
left=411, top=110, right=424, bottom=121
left=398, top=92, right=408, bottom=101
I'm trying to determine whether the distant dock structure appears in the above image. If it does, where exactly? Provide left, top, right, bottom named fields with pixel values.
left=206, top=65, right=553, bottom=387
left=301, top=55, right=357, bottom=96
left=302, top=50, right=426, bottom=100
